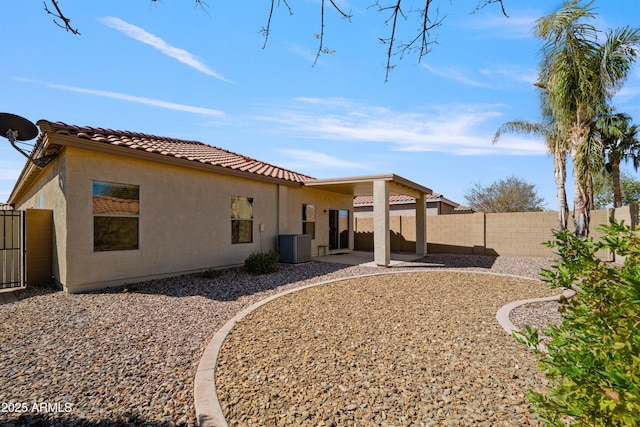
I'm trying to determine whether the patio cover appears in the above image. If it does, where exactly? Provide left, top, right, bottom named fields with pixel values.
left=304, top=174, right=432, bottom=266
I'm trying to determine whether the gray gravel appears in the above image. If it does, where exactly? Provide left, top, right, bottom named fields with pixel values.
left=510, top=301, right=563, bottom=333
left=0, top=254, right=557, bottom=426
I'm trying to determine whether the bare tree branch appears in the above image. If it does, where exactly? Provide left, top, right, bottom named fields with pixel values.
left=194, top=0, right=209, bottom=10
left=313, top=0, right=328, bottom=66
left=193, top=0, right=210, bottom=18
left=329, top=0, right=351, bottom=19
left=312, top=0, right=352, bottom=66
left=260, top=0, right=293, bottom=49
left=473, top=0, right=508, bottom=17
left=395, top=1, right=444, bottom=74
left=382, top=1, right=403, bottom=82
left=39, top=0, right=508, bottom=80
left=43, top=0, right=80, bottom=35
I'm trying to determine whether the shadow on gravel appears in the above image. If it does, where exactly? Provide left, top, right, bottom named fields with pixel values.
left=7, top=284, right=61, bottom=304
left=5, top=412, right=189, bottom=427
left=6, top=256, right=499, bottom=304
left=96, top=261, right=359, bottom=302
left=406, top=253, right=498, bottom=269
left=120, top=255, right=501, bottom=302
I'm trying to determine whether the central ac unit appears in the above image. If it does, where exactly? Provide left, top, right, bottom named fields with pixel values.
left=278, top=234, right=312, bottom=263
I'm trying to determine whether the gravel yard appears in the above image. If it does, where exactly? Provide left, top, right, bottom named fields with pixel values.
left=0, top=255, right=559, bottom=426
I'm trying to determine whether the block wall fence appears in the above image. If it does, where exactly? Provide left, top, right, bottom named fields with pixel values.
left=354, top=206, right=639, bottom=259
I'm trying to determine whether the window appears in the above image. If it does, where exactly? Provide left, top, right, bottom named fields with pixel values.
left=93, top=181, right=139, bottom=251
left=231, top=196, right=253, bottom=244
left=302, top=204, right=316, bottom=239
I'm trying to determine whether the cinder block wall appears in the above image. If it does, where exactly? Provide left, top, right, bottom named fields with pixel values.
left=354, top=206, right=638, bottom=258
left=354, top=216, right=419, bottom=253
left=484, top=211, right=557, bottom=257
left=426, top=213, right=485, bottom=254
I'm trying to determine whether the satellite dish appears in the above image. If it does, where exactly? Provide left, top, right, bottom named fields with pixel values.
left=0, top=113, right=55, bottom=167
left=0, top=113, right=38, bottom=142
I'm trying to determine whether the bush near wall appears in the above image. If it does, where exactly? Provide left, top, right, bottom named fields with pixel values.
left=518, top=220, right=640, bottom=426
left=244, top=250, right=279, bottom=275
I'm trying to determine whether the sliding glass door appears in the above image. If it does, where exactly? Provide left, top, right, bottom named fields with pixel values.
left=329, top=209, right=349, bottom=250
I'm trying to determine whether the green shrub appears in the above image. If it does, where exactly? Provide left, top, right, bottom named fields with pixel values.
left=244, top=250, right=279, bottom=275
left=119, top=284, right=137, bottom=293
left=199, top=268, right=222, bottom=279
left=517, top=220, right=640, bottom=426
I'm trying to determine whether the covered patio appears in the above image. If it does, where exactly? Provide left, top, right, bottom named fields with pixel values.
left=304, top=174, right=431, bottom=267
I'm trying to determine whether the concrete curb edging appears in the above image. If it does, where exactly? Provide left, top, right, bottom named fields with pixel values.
left=496, top=288, right=576, bottom=336
left=194, top=272, right=396, bottom=427
left=194, top=269, right=552, bottom=427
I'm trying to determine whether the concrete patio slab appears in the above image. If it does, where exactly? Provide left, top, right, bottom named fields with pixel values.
left=312, top=251, right=421, bottom=267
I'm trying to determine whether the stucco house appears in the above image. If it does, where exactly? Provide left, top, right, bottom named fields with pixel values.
left=7, top=120, right=432, bottom=293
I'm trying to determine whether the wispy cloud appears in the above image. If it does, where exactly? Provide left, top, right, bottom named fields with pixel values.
left=257, top=98, right=547, bottom=156
left=0, top=160, right=23, bottom=181
left=478, top=66, right=538, bottom=85
left=423, top=63, right=537, bottom=88
left=615, top=85, right=640, bottom=102
left=276, top=149, right=367, bottom=170
left=421, top=64, right=490, bottom=88
left=0, top=158, right=24, bottom=201
left=287, top=43, right=318, bottom=63
left=464, top=10, right=539, bottom=39
left=99, top=16, right=233, bottom=83
left=16, top=78, right=226, bottom=118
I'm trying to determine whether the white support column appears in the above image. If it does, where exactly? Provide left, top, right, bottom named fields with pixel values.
left=415, top=194, right=427, bottom=256
left=373, top=180, right=390, bottom=266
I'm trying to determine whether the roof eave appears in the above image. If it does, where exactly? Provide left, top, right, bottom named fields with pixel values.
left=304, top=173, right=432, bottom=198
left=7, top=134, right=55, bottom=205
left=46, top=133, right=308, bottom=188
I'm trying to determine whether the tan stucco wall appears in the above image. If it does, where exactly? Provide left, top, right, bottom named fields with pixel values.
left=14, top=146, right=352, bottom=292
left=13, top=152, right=68, bottom=286
left=283, top=186, right=353, bottom=255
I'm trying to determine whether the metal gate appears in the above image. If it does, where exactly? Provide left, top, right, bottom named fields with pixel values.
left=1, top=210, right=25, bottom=292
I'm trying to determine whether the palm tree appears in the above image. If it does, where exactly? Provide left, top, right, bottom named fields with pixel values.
left=597, top=111, right=640, bottom=207
left=536, top=0, right=640, bottom=238
left=493, top=119, right=569, bottom=230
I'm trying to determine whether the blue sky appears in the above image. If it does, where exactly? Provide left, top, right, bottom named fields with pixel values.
left=2, top=1, right=639, bottom=208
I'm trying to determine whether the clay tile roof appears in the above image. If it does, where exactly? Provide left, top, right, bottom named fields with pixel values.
left=37, top=120, right=315, bottom=184
left=454, top=205, right=474, bottom=213
left=353, top=193, right=443, bottom=206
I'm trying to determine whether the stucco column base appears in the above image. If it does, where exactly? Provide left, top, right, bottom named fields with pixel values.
left=373, top=180, right=390, bottom=266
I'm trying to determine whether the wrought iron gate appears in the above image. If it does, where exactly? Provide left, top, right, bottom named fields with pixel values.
left=1, top=210, right=25, bottom=292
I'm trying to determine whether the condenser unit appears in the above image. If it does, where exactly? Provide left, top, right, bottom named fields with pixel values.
left=278, top=234, right=312, bottom=263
